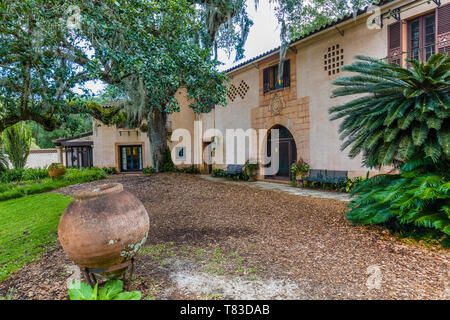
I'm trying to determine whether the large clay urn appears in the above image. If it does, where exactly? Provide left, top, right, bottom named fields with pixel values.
left=47, top=163, right=66, bottom=179
left=58, top=183, right=149, bottom=278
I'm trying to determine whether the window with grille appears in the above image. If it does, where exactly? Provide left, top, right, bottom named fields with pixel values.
left=324, top=45, right=343, bottom=76
left=227, top=80, right=250, bottom=102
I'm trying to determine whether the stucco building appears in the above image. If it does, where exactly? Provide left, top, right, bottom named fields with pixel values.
left=171, top=0, right=450, bottom=180
left=58, top=0, right=450, bottom=179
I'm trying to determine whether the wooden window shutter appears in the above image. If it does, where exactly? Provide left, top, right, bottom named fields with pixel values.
left=437, top=3, right=450, bottom=54
left=263, top=67, right=270, bottom=93
left=388, top=21, right=402, bottom=64
left=282, top=60, right=290, bottom=88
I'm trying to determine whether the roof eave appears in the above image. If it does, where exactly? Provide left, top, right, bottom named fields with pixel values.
left=225, top=0, right=403, bottom=75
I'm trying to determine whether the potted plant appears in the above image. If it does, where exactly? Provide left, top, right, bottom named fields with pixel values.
left=244, top=161, right=259, bottom=182
left=47, top=162, right=66, bottom=179
left=296, top=160, right=309, bottom=179
left=291, top=159, right=309, bottom=186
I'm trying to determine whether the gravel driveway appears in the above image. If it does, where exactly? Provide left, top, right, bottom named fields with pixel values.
left=0, top=173, right=448, bottom=300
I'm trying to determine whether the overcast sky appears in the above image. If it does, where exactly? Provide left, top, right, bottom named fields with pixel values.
left=81, top=0, right=280, bottom=95
left=217, top=0, right=280, bottom=71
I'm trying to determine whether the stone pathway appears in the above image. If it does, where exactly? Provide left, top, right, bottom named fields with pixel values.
left=199, top=175, right=351, bottom=202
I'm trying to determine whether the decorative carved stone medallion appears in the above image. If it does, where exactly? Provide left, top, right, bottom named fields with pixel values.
left=269, top=92, right=285, bottom=115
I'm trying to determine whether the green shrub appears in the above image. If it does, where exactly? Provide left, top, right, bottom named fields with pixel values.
left=0, top=182, right=14, bottom=193
left=337, top=176, right=367, bottom=193
left=68, top=280, right=141, bottom=300
left=23, top=168, right=49, bottom=181
left=212, top=168, right=245, bottom=180
left=142, top=166, right=155, bottom=175
left=161, top=147, right=176, bottom=172
left=212, top=169, right=226, bottom=177
left=64, top=168, right=107, bottom=182
left=0, top=168, right=107, bottom=201
left=0, top=169, right=25, bottom=183
left=0, top=168, right=49, bottom=183
left=176, top=165, right=200, bottom=174
left=296, top=176, right=366, bottom=193
left=347, top=160, right=449, bottom=241
left=101, top=167, right=117, bottom=175
left=243, top=161, right=259, bottom=180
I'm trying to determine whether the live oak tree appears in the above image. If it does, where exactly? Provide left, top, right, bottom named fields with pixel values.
left=1, top=0, right=250, bottom=170
left=0, top=0, right=119, bottom=132
left=0, top=0, right=382, bottom=170
left=74, top=0, right=230, bottom=170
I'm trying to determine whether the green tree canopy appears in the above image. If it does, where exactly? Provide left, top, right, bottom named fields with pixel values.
left=0, top=0, right=385, bottom=170
left=0, top=0, right=239, bottom=169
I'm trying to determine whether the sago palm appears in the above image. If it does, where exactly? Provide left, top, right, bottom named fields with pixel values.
left=329, top=54, right=450, bottom=168
left=330, top=54, right=450, bottom=242
left=346, top=159, right=449, bottom=237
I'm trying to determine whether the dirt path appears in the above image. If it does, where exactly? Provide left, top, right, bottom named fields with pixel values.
left=0, top=173, right=448, bottom=300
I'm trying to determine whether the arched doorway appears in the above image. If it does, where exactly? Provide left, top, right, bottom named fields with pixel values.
left=265, top=125, right=297, bottom=181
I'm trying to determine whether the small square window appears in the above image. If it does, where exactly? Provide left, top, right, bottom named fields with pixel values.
left=325, top=44, right=343, bottom=76
left=176, top=147, right=186, bottom=160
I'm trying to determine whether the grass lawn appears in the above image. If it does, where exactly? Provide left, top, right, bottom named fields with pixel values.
left=0, top=193, right=72, bottom=281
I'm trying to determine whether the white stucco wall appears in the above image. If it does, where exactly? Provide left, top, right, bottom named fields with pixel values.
left=200, top=66, right=260, bottom=166
left=25, top=149, right=64, bottom=169
left=92, top=120, right=152, bottom=170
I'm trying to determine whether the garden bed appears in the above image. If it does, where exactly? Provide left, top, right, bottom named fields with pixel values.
left=0, top=173, right=448, bottom=300
left=0, top=168, right=108, bottom=201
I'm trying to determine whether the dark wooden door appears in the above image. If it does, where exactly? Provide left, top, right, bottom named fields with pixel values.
left=265, top=125, right=297, bottom=181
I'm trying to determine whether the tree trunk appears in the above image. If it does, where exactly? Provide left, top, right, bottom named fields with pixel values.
left=148, top=108, right=168, bottom=172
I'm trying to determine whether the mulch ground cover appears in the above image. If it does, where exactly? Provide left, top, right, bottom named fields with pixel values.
left=0, top=173, right=448, bottom=300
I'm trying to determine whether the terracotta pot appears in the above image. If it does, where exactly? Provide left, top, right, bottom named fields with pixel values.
left=48, top=163, right=66, bottom=178
left=58, top=183, right=149, bottom=278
